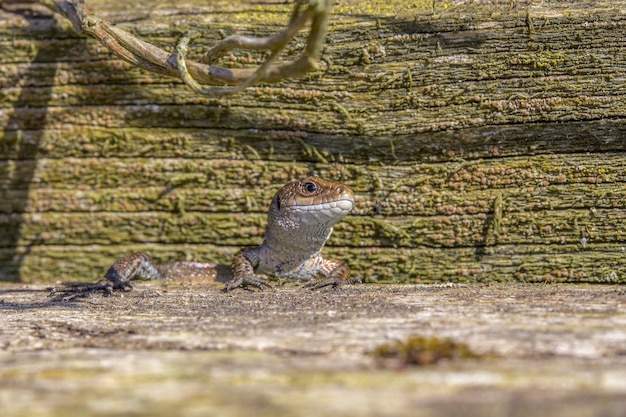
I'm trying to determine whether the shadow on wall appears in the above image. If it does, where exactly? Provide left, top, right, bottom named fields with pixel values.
left=0, top=10, right=58, bottom=282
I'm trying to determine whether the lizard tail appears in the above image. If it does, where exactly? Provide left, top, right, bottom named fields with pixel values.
left=105, top=253, right=234, bottom=286
left=156, top=261, right=233, bottom=283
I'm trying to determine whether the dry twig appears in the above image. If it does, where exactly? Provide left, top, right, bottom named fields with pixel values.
left=5, top=0, right=332, bottom=95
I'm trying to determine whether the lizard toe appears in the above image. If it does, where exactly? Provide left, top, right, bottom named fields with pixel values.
left=224, top=274, right=272, bottom=292
left=304, top=276, right=362, bottom=291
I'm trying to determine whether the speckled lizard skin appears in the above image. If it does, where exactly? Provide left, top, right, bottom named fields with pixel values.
left=103, top=177, right=359, bottom=291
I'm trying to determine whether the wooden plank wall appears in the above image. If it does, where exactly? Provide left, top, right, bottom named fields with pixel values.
left=0, top=0, right=624, bottom=283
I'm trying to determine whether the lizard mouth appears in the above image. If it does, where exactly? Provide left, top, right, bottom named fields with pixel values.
left=292, top=198, right=353, bottom=212
left=290, top=198, right=354, bottom=226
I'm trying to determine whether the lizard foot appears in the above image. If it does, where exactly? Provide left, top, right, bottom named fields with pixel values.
left=224, top=274, right=272, bottom=292
left=304, top=277, right=362, bottom=291
left=48, top=280, right=131, bottom=302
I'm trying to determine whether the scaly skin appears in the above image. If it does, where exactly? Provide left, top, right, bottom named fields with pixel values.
left=103, top=177, right=358, bottom=291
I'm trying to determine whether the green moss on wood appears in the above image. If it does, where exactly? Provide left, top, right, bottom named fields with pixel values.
left=372, top=335, right=480, bottom=367
left=2, top=243, right=623, bottom=285
left=1, top=0, right=625, bottom=284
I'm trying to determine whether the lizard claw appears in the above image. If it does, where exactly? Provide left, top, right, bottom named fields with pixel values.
left=224, top=274, right=272, bottom=292
left=304, top=277, right=362, bottom=291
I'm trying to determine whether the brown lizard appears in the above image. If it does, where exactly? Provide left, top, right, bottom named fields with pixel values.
left=102, top=176, right=359, bottom=291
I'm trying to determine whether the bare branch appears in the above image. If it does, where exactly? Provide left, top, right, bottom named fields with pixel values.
left=6, top=0, right=333, bottom=96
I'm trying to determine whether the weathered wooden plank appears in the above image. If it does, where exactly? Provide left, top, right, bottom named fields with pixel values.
left=1, top=0, right=625, bottom=284
left=2, top=243, right=623, bottom=284
left=3, top=95, right=626, bottom=138
left=1, top=123, right=626, bottom=163
left=0, top=187, right=276, bottom=214
left=2, top=183, right=624, bottom=215
left=2, top=1, right=626, bottom=136
left=1, top=206, right=623, bottom=250
left=1, top=154, right=624, bottom=190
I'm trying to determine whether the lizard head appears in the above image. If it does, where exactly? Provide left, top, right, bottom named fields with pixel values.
left=270, top=176, right=354, bottom=230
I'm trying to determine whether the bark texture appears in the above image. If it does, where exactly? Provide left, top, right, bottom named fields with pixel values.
left=0, top=0, right=624, bottom=283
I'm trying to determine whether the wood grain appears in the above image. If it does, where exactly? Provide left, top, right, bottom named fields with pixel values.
left=1, top=0, right=624, bottom=283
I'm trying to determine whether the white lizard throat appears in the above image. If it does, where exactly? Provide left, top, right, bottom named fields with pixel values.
left=251, top=179, right=355, bottom=281
left=263, top=196, right=353, bottom=259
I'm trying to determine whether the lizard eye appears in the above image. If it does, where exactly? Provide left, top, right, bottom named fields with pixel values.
left=301, top=181, right=318, bottom=194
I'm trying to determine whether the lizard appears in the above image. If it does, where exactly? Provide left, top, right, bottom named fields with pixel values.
left=101, top=176, right=359, bottom=292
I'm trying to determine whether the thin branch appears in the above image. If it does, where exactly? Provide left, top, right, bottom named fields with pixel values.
left=5, top=0, right=333, bottom=96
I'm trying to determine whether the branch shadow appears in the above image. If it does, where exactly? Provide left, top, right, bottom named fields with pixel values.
left=0, top=7, right=60, bottom=282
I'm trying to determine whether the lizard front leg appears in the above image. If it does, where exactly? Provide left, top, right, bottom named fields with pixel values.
left=104, top=252, right=162, bottom=289
left=225, top=249, right=272, bottom=291
left=304, top=258, right=362, bottom=290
